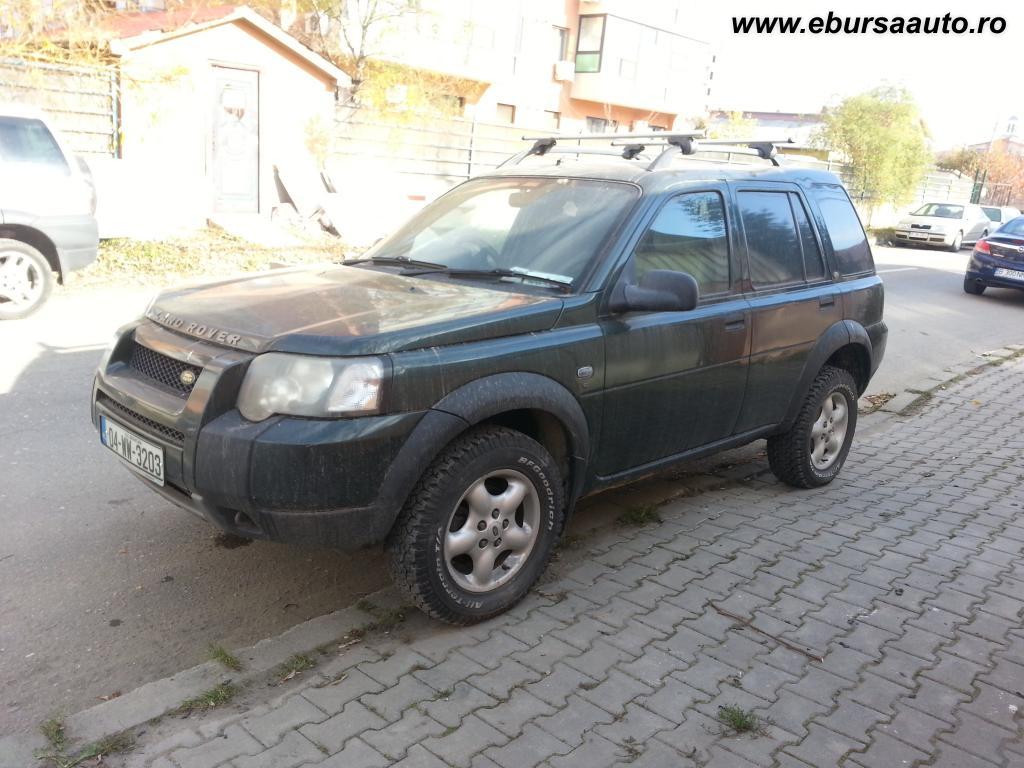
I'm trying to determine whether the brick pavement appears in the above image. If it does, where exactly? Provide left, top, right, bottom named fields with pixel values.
left=119, top=357, right=1024, bottom=768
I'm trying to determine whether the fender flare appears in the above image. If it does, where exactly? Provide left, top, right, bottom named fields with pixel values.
left=778, top=320, right=873, bottom=430
left=375, top=372, right=591, bottom=540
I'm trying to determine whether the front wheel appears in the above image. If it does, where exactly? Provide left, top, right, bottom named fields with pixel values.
left=948, top=231, right=963, bottom=252
left=387, top=426, right=565, bottom=624
left=767, top=366, right=858, bottom=489
left=0, top=239, right=54, bottom=320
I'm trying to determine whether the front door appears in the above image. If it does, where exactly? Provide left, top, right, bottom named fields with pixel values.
left=211, top=66, right=259, bottom=213
left=596, top=188, right=751, bottom=478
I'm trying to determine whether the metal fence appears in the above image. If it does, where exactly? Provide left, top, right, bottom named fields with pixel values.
left=0, top=58, right=120, bottom=157
left=328, top=110, right=528, bottom=183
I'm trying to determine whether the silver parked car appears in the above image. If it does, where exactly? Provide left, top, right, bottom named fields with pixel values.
left=0, top=104, right=98, bottom=319
left=981, top=205, right=1022, bottom=233
left=893, top=202, right=992, bottom=251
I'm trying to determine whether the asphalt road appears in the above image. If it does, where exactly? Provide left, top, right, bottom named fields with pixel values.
left=2, top=245, right=1022, bottom=735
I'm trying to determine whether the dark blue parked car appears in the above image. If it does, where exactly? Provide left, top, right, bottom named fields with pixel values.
left=965, top=215, right=1024, bottom=295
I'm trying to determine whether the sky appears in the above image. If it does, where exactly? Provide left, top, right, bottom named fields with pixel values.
left=685, top=0, right=1023, bottom=149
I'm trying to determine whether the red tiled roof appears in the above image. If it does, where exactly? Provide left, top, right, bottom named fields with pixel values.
left=103, top=4, right=238, bottom=39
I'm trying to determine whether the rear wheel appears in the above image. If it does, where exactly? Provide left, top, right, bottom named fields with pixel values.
left=0, top=239, right=53, bottom=320
left=768, top=366, right=858, bottom=489
left=387, top=426, right=565, bottom=624
left=963, top=277, right=986, bottom=295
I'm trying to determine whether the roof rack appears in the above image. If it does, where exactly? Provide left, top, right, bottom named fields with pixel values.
left=500, top=132, right=795, bottom=170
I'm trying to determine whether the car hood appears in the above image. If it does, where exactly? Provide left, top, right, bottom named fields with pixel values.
left=898, top=215, right=959, bottom=228
left=144, top=265, right=565, bottom=355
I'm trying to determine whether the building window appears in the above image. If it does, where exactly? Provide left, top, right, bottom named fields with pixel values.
left=586, top=116, right=610, bottom=133
left=496, top=103, right=516, bottom=125
left=575, top=15, right=605, bottom=73
left=553, top=26, right=569, bottom=60
left=543, top=111, right=561, bottom=131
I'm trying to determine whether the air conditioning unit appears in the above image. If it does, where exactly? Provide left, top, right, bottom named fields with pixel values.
left=553, top=60, right=575, bottom=82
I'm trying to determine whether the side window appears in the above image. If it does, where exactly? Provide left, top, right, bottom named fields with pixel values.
left=738, top=190, right=804, bottom=287
left=790, top=194, right=826, bottom=281
left=632, top=191, right=730, bottom=296
left=813, top=185, right=874, bottom=276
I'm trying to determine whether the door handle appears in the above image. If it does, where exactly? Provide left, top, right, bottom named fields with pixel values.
left=724, top=313, right=746, bottom=331
left=819, top=294, right=836, bottom=308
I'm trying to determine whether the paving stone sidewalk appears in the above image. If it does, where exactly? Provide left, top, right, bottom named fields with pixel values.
left=120, top=358, right=1024, bottom=768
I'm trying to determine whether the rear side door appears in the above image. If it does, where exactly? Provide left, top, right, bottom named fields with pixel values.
left=731, top=183, right=840, bottom=433
left=596, top=186, right=751, bottom=477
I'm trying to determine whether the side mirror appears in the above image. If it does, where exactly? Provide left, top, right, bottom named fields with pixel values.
left=609, top=269, right=699, bottom=314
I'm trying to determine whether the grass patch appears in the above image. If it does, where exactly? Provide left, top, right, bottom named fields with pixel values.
left=276, top=652, right=317, bottom=680
left=717, top=704, right=764, bottom=735
left=40, top=716, right=67, bottom=751
left=355, top=599, right=408, bottom=634
left=35, top=723, right=134, bottom=768
left=74, top=228, right=350, bottom=288
left=174, top=682, right=239, bottom=716
left=208, top=644, right=243, bottom=672
left=616, top=503, right=662, bottom=526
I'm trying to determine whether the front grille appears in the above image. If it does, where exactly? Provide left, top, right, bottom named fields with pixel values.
left=129, top=341, right=201, bottom=396
left=97, top=392, right=185, bottom=444
left=910, top=223, right=931, bottom=230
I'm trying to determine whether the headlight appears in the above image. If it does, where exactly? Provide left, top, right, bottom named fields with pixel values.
left=237, top=354, right=383, bottom=422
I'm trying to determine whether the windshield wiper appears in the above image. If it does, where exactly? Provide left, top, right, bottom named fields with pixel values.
left=443, top=268, right=572, bottom=292
left=343, top=255, right=449, bottom=271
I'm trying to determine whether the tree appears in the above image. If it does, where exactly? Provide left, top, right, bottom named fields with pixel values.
left=939, top=144, right=1024, bottom=206
left=707, top=111, right=757, bottom=140
left=296, top=0, right=420, bottom=106
left=815, top=87, right=931, bottom=210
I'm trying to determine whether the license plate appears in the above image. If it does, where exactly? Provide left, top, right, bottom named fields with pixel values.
left=995, top=267, right=1024, bottom=281
left=100, top=415, right=165, bottom=485
left=909, top=233, right=928, bottom=239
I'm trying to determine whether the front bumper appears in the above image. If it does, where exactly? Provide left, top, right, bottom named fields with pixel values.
left=46, top=214, right=99, bottom=274
left=892, top=228, right=952, bottom=247
left=92, top=321, right=427, bottom=549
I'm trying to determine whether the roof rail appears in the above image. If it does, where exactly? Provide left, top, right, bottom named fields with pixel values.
left=499, top=133, right=795, bottom=170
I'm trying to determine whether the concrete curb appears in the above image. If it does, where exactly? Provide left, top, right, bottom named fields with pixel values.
left=863, top=345, right=1024, bottom=417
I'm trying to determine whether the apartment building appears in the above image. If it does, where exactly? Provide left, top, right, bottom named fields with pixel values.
left=373, top=0, right=711, bottom=132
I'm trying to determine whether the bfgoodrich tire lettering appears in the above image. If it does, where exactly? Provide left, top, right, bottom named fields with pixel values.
left=387, top=425, right=565, bottom=624
left=767, top=365, right=858, bottom=489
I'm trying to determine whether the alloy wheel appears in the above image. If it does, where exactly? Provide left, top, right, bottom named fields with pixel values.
left=442, top=469, right=541, bottom=593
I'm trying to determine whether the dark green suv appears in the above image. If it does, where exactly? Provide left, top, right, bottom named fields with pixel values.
left=92, top=135, right=886, bottom=623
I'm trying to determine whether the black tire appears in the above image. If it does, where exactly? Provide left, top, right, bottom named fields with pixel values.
left=947, top=231, right=963, bottom=252
left=0, top=239, right=54, bottom=320
left=387, top=425, right=565, bottom=624
left=963, top=277, right=986, bottom=295
left=767, top=365, right=858, bottom=489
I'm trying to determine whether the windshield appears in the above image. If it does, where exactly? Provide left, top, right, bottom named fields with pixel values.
left=911, top=203, right=964, bottom=219
left=996, top=216, right=1024, bottom=236
left=365, top=177, right=639, bottom=287
left=982, top=207, right=1001, bottom=221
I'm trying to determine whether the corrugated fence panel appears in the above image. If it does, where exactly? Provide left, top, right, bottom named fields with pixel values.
left=0, top=59, right=118, bottom=157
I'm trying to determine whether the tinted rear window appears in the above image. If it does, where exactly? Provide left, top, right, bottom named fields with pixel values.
left=0, top=117, right=68, bottom=172
left=738, top=190, right=804, bottom=287
left=813, top=186, right=874, bottom=275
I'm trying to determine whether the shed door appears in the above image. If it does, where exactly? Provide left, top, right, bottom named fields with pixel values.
left=211, top=67, right=259, bottom=212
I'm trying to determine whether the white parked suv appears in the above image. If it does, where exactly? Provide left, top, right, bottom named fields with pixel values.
left=0, top=104, right=98, bottom=319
